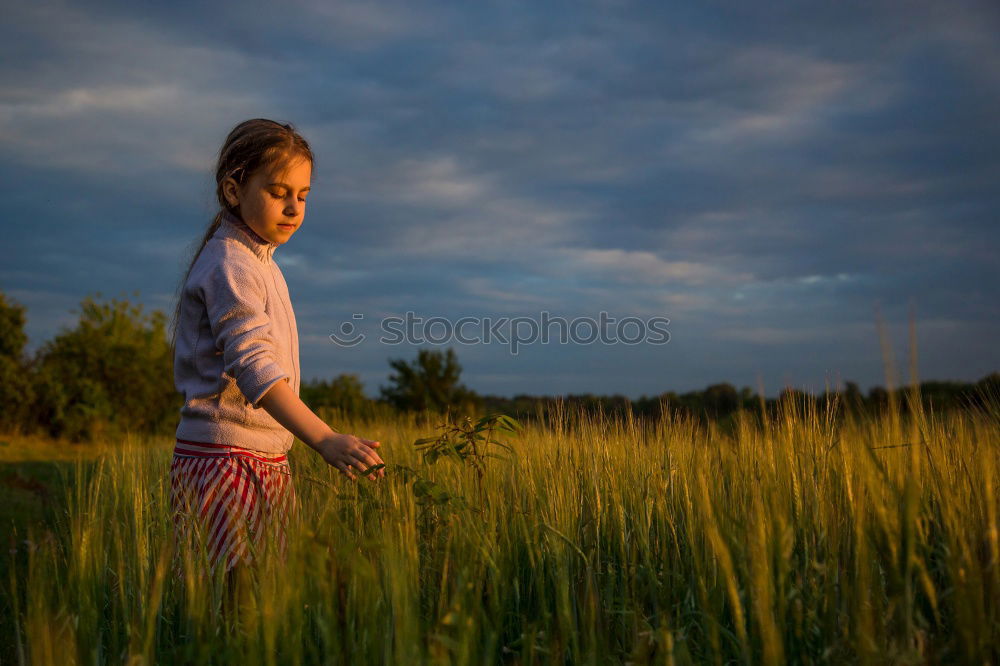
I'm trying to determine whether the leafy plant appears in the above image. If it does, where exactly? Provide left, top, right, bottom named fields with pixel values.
left=412, top=411, right=520, bottom=508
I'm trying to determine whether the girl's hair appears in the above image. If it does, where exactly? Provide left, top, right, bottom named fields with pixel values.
left=169, top=118, right=314, bottom=353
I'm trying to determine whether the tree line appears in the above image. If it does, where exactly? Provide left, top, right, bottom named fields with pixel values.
left=1, top=291, right=996, bottom=442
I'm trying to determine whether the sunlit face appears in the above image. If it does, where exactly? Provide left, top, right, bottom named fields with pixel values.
left=222, top=154, right=312, bottom=245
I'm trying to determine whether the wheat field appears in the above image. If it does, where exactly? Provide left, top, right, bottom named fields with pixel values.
left=3, top=393, right=999, bottom=665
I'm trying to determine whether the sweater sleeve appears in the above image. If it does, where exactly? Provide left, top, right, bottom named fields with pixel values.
left=199, top=255, right=289, bottom=408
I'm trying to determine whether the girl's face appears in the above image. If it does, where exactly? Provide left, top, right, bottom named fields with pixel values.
left=223, top=154, right=312, bottom=245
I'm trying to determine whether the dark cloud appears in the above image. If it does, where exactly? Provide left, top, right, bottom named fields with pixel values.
left=3, top=0, right=998, bottom=397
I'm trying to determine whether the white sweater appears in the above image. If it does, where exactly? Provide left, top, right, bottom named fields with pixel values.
left=173, top=209, right=301, bottom=454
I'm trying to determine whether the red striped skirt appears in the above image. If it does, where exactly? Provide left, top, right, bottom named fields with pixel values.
left=169, top=439, right=298, bottom=575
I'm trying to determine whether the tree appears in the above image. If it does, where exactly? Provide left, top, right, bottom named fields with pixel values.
left=301, top=373, right=370, bottom=414
left=0, top=291, right=35, bottom=433
left=842, top=381, right=864, bottom=414
left=703, top=382, right=739, bottom=418
left=379, top=347, right=481, bottom=415
left=868, top=386, right=889, bottom=410
left=30, top=292, right=180, bottom=441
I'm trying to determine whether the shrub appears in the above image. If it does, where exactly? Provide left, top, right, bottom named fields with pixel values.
left=30, top=292, right=180, bottom=441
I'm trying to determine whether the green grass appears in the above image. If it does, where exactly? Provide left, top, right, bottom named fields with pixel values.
left=2, top=395, right=999, bottom=664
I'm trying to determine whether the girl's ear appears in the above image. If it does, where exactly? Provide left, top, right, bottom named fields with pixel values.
left=221, top=177, right=241, bottom=208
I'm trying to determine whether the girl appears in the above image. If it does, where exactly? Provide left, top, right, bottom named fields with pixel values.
left=169, top=118, right=386, bottom=576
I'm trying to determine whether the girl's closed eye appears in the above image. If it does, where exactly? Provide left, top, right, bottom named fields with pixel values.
left=269, top=190, right=306, bottom=202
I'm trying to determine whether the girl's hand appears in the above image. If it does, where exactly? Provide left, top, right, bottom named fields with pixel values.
left=317, top=433, right=386, bottom=482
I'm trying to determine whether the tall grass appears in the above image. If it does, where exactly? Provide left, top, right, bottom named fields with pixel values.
left=4, top=391, right=999, bottom=664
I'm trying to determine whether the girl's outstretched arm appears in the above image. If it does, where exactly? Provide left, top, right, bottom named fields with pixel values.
left=257, top=379, right=385, bottom=482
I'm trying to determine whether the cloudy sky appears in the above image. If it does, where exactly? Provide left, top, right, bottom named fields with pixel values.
left=3, top=0, right=998, bottom=399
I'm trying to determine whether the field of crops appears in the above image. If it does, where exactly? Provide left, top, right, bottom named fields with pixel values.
left=2, top=396, right=998, bottom=664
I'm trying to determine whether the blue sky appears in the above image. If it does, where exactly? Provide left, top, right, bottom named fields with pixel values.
left=3, top=0, right=998, bottom=399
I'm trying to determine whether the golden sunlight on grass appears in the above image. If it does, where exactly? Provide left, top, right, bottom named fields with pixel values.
left=4, top=390, right=998, bottom=664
